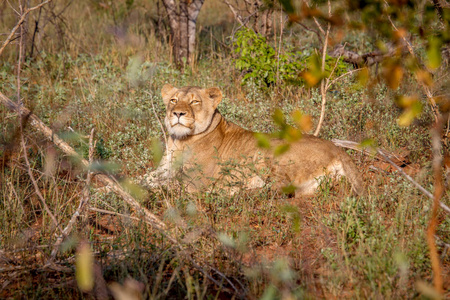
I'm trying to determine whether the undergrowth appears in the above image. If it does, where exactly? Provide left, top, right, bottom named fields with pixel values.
left=0, top=0, right=449, bottom=298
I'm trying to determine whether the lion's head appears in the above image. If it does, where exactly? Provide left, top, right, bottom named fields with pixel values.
left=161, top=84, right=222, bottom=139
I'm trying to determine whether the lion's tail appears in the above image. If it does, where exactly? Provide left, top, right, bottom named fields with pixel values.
left=339, top=151, right=364, bottom=195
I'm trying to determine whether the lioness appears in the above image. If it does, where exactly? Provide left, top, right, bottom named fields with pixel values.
left=142, top=84, right=363, bottom=196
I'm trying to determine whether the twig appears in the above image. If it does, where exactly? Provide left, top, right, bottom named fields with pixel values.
left=331, top=138, right=450, bottom=214
left=326, top=68, right=362, bottom=89
left=189, top=259, right=241, bottom=296
left=295, top=21, right=323, bottom=44
left=276, top=13, right=285, bottom=84
left=313, top=0, right=331, bottom=137
left=223, top=0, right=245, bottom=26
left=0, top=91, right=167, bottom=230
left=0, top=0, right=52, bottom=58
left=89, top=207, right=149, bottom=224
left=51, top=128, right=96, bottom=258
left=90, top=205, right=242, bottom=295
left=21, top=133, right=63, bottom=231
left=15, top=4, right=61, bottom=234
left=426, top=117, right=444, bottom=293
left=376, top=149, right=434, bottom=198
left=376, top=147, right=450, bottom=214
left=304, top=1, right=325, bottom=36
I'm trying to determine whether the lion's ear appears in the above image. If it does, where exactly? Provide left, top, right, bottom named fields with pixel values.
left=205, top=87, right=222, bottom=109
left=161, top=84, right=177, bottom=106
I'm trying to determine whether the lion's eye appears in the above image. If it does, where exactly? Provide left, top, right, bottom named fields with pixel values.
left=170, top=98, right=177, bottom=104
left=191, top=100, right=200, bottom=105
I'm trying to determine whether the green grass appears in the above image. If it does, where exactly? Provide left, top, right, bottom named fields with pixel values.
left=1, top=0, right=449, bottom=298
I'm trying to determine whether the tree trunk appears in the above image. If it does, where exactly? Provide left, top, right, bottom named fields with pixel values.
left=161, top=0, right=204, bottom=68
left=179, top=0, right=188, bottom=63
left=187, top=0, right=204, bottom=64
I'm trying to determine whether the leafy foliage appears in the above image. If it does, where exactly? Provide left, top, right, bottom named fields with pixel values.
left=0, top=0, right=449, bottom=298
left=234, top=27, right=349, bottom=88
left=233, top=27, right=303, bottom=87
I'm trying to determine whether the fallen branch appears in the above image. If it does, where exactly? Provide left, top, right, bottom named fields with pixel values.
left=0, top=91, right=167, bottom=230
left=51, top=128, right=96, bottom=258
left=332, top=139, right=403, bottom=163
left=20, top=121, right=63, bottom=232
left=89, top=207, right=151, bottom=225
left=0, top=92, right=243, bottom=295
left=328, top=44, right=398, bottom=67
left=13, top=3, right=62, bottom=235
left=332, top=138, right=450, bottom=214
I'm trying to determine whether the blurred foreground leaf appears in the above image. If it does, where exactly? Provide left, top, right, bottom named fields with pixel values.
left=76, top=242, right=94, bottom=292
left=395, top=95, right=422, bottom=127
left=121, top=178, right=147, bottom=200
left=415, top=69, right=433, bottom=87
left=383, top=62, right=403, bottom=89
left=218, top=232, right=236, bottom=248
left=291, top=110, right=312, bottom=132
left=255, top=133, right=271, bottom=149
left=282, top=184, right=296, bottom=195
left=151, top=137, right=163, bottom=165
left=272, top=108, right=286, bottom=126
left=415, top=280, right=442, bottom=300
left=426, top=36, right=442, bottom=70
left=274, top=143, right=290, bottom=157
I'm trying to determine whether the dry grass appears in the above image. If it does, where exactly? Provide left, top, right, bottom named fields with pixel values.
left=1, top=0, right=449, bottom=299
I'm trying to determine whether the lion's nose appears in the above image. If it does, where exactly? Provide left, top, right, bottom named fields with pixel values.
left=173, top=111, right=186, bottom=118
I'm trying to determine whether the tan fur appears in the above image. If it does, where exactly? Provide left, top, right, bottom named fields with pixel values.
left=143, top=84, right=363, bottom=196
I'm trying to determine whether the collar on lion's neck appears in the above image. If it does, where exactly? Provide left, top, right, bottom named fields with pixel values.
left=170, top=110, right=223, bottom=142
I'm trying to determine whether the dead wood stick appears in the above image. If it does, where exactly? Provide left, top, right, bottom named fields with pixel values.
left=89, top=207, right=150, bottom=224
left=332, top=138, right=450, bottom=214
left=313, top=1, right=331, bottom=137
left=332, top=139, right=400, bottom=162
left=426, top=119, right=444, bottom=293
left=0, top=91, right=167, bottom=230
left=14, top=6, right=62, bottom=234
left=20, top=125, right=63, bottom=232
left=1, top=93, right=239, bottom=292
left=223, top=0, right=245, bottom=26
left=0, top=0, right=52, bottom=58
left=51, top=129, right=96, bottom=258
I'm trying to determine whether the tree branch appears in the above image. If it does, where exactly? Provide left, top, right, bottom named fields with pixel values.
left=51, top=128, right=96, bottom=258
left=0, top=0, right=52, bottom=58
left=0, top=91, right=167, bottom=230
left=332, top=138, right=450, bottom=214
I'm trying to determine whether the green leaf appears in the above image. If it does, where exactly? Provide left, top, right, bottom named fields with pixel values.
left=255, top=133, right=271, bottom=149
left=121, top=178, right=147, bottom=200
left=359, top=138, right=376, bottom=148
left=282, top=184, right=297, bottom=195
left=274, top=143, right=290, bottom=156
left=426, top=36, right=442, bottom=70
left=76, top=243, right=94, bottom=292
left=272, top=109, right=285, bottom=126
left=151, top=137, right=163, bottom=165
left=397, top=101, right=423, bottom=127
